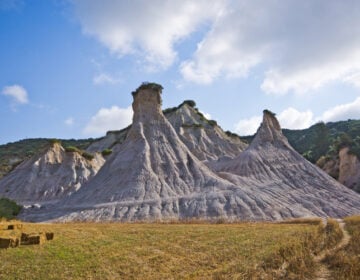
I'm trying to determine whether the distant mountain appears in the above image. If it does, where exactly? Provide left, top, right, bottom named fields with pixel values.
left=5, top=83, right=358, bottom=222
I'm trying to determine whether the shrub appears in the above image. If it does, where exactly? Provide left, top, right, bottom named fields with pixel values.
left=132, top=82, right=163, bottom=96
left=82, top=152, right=94, bottom=161
left=65, top=146, right=81, bottom=153
left=181, top=123, right=203, bottom=129
left=0, top=197, right=22, bottom=220
left=49, top=138, right=61, bottom=145
left=208, top=120, right=217, bottom=127
left=181, top=100, right=196, bottom=108
left=102, top=149, right=112, bottom=156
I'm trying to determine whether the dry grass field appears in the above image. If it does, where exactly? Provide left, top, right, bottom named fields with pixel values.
left=0, top=218, right=355, bottom=280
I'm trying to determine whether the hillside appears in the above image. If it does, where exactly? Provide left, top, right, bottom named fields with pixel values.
left=10, top=83, right=360, bottom=222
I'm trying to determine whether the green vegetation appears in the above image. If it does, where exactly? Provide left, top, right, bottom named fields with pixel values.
left=101, top=149, right=112, bottom=156
left=181, top=123, right=204, bottom=129
left=64, top=146, right=81, bottom=153
left=65, top=146, right=95, bottom=161
left=225, top=130, right=241, bottom=138
left=323, top=216, right=360, bottom=279
left=81, top=152, right=94, bottom=161
left=132, top=82, right=163, bottom=96
left=263, top=109, right=276, bottom=116
left=0, top=221, right=329, bottom=279
left=0, top=198, right=22, bottom=220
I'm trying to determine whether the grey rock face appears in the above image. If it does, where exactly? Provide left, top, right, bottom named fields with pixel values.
left=214, top=110, right=360, bottom=218
left=21, top=91, right=360, bottom=222
left=0, top=143, right=104, bottom=204
left=166, top=104, right=247, bottom=161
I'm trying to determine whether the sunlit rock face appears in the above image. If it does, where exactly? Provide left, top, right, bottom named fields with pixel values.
left=0, top=142, right=105, bottom=204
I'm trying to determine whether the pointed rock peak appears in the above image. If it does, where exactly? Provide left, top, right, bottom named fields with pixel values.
left=251, top=109, right=290, bottom=148
left=262, top=109, right=281, bottom=131
left=132, top=82, right=164, bottom=122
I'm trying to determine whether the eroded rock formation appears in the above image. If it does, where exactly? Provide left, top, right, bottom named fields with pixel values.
left=0, top=143, right=104, bottom=204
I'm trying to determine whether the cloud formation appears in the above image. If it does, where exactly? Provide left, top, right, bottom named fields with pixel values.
left=65, top=117, right=74, bottom=126
left=73, top=0, right=224, bottom=70
left=73, top=1, right=360, bottom=94
left=2, top=84, right=28, bottom=104
left=83, top=106, right=133, bottom=136
left=321, top=97, right=360, bottom=122
left=93, top=73, right=122, bottom=85
left=183, top=1, right=360, bottom=94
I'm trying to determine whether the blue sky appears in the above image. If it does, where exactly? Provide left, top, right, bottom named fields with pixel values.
left=1, top=0, right=360, bottom=145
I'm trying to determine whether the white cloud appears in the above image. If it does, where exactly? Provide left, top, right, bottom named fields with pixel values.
left=65, top=117, right=74, bottom=126
left=73, top=0, right=224, bottom=70
left=321, top=97, right=360, bottom=122
left=83, top=106, right=133, bottom=136
left=278, top=108, right=314, bottom=130
left=93, top=73, right=122, bottom=85
left=2, top=84, right=28, bottom=104
left=234, top=116, right=262, bottom=136
left=180, top=1, right=360, bottom=94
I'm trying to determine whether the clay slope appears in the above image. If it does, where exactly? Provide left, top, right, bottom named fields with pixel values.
left=165, top=102, right=247, bottom=161
left=0, top=143, right=104, bottom=204
left=214, top=110, right=360, bottom=217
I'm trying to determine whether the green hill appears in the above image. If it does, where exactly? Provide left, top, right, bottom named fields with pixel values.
left=242, top=119, right=360, bottom=164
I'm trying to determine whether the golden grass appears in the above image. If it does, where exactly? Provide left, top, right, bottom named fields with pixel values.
left=0, top=221, right=326, bottom=280
left=323, top=216, right=360, bottom=280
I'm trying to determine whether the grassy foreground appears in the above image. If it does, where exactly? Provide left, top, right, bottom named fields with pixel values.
left=0, top=220, right=325, bottom=279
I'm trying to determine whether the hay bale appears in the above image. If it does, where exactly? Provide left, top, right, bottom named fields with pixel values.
left=45, top=232, right=54, bottom=241
left=15, top=224, right=23, bottom=230
left=20, top=233, right=45, bottom=245
left=0, top=237, right=19, bottom=249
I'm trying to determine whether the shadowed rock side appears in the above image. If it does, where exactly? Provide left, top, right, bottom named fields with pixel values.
left=0, top=143, right=105, bottom=204
left=214, top=110, right=360, bottom=217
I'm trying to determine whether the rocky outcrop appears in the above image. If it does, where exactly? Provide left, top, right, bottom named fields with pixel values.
left=338, top=147, right=360, bottom=192
left=0, top=143, right=104, bottom=204
left=317, top=147, right=360, bottom=192
left=20, top=87, right=360, bottom=222
left=165, top=103, right=247, bottom=161
left=86, top=101, right=247, bottom=161
left=213, top=110, right=360, bottom=218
